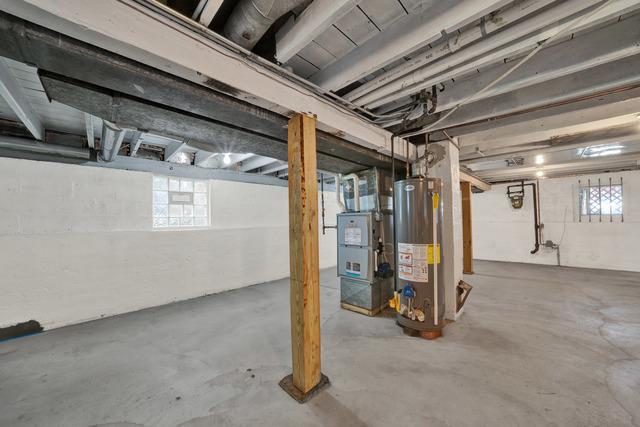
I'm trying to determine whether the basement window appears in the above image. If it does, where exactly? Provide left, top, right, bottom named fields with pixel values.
left=578, top=177, right=623, bottom=222
left=152, top=176, right=209, bottom=228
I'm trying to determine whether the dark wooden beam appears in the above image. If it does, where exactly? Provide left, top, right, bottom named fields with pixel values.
left=0, top=11, right=393, bottom=173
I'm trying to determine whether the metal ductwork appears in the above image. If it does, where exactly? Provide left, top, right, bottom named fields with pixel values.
left=0, top=136, right=90, bottom=160
left=100, top=121, right=126, bottom=162
left=223, top=0, right=306, bottom=50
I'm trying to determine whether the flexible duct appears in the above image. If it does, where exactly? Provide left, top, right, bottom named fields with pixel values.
left=223, top=0, right=307, bottom=50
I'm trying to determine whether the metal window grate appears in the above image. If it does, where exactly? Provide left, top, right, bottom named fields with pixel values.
left=578, top=177, right=623, bottom=222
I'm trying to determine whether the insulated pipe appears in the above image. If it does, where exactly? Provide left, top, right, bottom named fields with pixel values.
left=344, top=0, right=556, bottom=102
left=276, top=0, right=361, bottom=63
left=223, top=0, right=306, bottom=50
left=342, top=173, right=360, bottom=212
left=356, top=0, right=605, bottom=108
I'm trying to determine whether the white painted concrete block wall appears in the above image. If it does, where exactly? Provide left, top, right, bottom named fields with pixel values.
left=0, top=158, right=339, bottom=329
left=472, top=170, right=640, bottom=272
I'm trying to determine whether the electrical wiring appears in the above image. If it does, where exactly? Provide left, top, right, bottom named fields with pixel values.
left=396, top=0, right=615, bottom=139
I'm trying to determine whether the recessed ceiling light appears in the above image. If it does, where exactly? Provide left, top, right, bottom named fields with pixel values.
left=535, top=154, right=544, bottom=165
left=536, top=170, right=544, bottom=177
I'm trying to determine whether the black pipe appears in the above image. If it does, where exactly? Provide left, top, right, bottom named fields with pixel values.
left=507, top=181, right=541, bottom=254
left=320, top=173, right=337, bottom=235
left=529, top=181, right=541, bottom=254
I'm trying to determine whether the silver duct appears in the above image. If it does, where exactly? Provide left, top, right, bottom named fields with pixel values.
left=100, top=121, right=126, bottom=162
left=0, top=135, right=90, bottom=160
left=223, top=0, right=306, bottom=50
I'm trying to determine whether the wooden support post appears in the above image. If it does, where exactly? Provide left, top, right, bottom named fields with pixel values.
left=279, top=113, right=328, bottom=403
left=460, top=181, right=474, bottom=274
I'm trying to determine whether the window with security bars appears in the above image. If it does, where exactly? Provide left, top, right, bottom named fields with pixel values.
left=152, top=176, right=209, bottom=228
left=578, top=177, right=623, bottom=222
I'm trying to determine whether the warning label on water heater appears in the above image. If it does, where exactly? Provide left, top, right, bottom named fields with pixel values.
left=398, top=243, right=429, bottom=282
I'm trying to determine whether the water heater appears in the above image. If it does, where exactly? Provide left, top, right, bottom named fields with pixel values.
left=393, top=177, right=445, bottom=338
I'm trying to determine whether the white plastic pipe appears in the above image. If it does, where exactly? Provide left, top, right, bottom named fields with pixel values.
left=365, top=0, right=639, bottom=110
left=310, top=0, right=510, bottom=90
left=356, top=0, right=602, bottom=108
left=276, top=0, right=361, bottom=63
left=344, top=0, right=556, bottom=102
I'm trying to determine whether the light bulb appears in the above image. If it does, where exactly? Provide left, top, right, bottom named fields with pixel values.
left=223, top=153, right=231, bottom=165
left=535, top=154, right=544, bottom=165
left=536, top=170, right=544, bottom=177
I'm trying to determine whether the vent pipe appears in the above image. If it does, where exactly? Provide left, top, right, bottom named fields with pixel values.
left=223, top=0, right=306, bottom=50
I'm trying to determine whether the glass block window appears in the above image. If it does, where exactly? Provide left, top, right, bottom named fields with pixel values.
left=153, top=176, right=209, bottom=228
left=578, top=178, right=623, bottom=221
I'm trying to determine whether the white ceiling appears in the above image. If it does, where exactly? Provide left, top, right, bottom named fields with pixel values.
left=0, top=58, right=85, bottom=135
left=2, top=0, right=640, bottom=183
left=274, top=0, right=640, bottom=181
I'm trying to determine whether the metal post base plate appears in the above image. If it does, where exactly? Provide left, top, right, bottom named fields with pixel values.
left=279, top=373, right=330, bottom=403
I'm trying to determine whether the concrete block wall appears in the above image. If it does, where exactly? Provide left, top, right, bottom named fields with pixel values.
left=472, top=170, right=640, bottom=272
left=0, top=157, right=339, bottom=330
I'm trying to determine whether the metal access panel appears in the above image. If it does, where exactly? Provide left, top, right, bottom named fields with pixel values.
left=340, top=277, right=393, bottom=311
left=337, top=246, right=374, bottom=281
left=337, top=212, right=374, bottom=247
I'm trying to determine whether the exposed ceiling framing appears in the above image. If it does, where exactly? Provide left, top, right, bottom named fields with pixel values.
left=0, top=0, right=639, bottom=183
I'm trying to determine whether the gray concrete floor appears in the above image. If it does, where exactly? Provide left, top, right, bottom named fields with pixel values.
left=1, top=261, right=639, bottom=427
